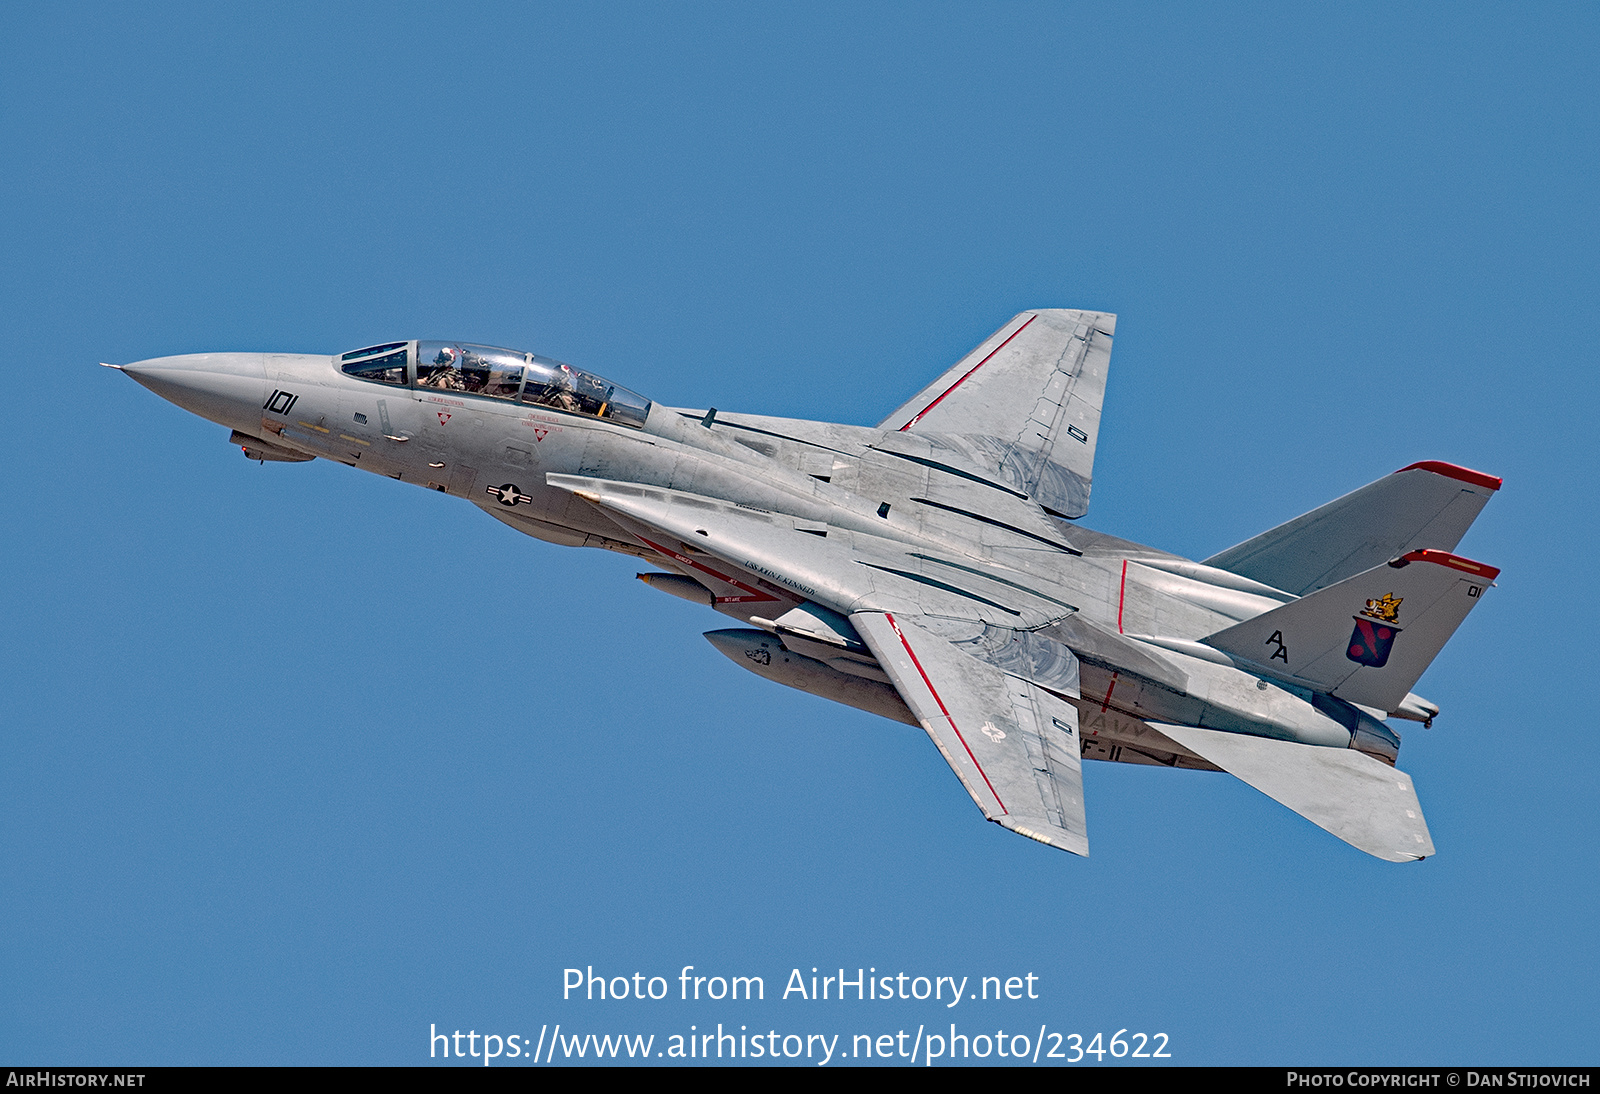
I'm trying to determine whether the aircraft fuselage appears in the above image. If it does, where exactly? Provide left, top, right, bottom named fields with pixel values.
left=114, top=318, right=1494, bottom=860
left=116, top=344, right=1384, bottom=769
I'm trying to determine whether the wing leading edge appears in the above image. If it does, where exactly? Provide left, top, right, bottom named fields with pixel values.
left=548, top=473, right=1091, bottom=855
left=877, top=309, right=1115, bottom=519
left=851, top=611, right=1089, bottom=855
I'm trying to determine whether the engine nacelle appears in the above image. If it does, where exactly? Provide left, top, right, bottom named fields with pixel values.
left=1311, top=691, right=1401, bottom=765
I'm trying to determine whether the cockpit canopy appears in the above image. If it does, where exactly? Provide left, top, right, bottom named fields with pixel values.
left=337, top=340, right=651, bottom=429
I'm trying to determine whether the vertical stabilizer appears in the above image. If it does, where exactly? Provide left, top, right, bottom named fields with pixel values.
left=1200, top=550, right=1498, bottom=713
left=1204, top=462, right=1501, bottom=595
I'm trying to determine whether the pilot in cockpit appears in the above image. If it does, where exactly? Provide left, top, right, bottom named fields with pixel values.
left=421, top=345, right=461, bottom=389
left=549, top=363, right=582, bottom=412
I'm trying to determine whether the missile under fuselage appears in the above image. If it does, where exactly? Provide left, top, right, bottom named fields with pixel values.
left=703, top=628, right=917, bottom=727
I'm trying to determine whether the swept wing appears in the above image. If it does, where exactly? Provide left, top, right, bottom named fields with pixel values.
left=852, top=612, right=1088, bottom=855
left=877, top=310, right=1115, bottom=519
left=546, top=473, right=1090, bottom=854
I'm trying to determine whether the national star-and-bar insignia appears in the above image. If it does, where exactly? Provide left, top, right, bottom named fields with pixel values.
left=486, top=483, right=529, bottom=507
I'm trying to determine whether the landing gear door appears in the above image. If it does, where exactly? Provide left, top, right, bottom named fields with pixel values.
left=446, top=464, right=479, bottom=499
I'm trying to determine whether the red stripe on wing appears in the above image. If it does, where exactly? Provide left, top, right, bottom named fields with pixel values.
left=884, top=612, right=1007, bottom=814
left=899, top=314, right=1039, bottom=432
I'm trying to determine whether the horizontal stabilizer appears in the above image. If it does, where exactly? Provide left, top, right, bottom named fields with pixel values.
left=1205, top=462, right=1502, bottom=596
left=852, top=610, right=1089, bottom=855
left=1156, top=725, right=1434, bottom=861
left=1201, top=550, right=1498, bottom=712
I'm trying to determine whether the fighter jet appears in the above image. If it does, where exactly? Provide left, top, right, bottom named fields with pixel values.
left=107, top=311, right=1500, bottom=860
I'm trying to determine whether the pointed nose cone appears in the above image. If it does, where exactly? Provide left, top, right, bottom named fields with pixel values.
left=118, top=353, right=269, bottom=431
left=703, top=628, right=753, bottom=662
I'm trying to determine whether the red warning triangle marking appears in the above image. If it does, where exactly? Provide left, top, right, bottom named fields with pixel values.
left=533, top=428, right=548, bottom=441
left=437, top=412, right=451, bottom=425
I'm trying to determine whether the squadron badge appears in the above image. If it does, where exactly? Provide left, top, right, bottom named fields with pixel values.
left=1349, top=592, right=1403, bottom=668
left=1360, top=593, right=1403, bottom=625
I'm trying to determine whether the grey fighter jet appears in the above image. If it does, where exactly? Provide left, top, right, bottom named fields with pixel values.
left=108, top=312, right=1501, bottom=860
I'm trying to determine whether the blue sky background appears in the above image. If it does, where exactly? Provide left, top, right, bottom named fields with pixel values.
left=2, top=2, right=1596, bottom=1066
